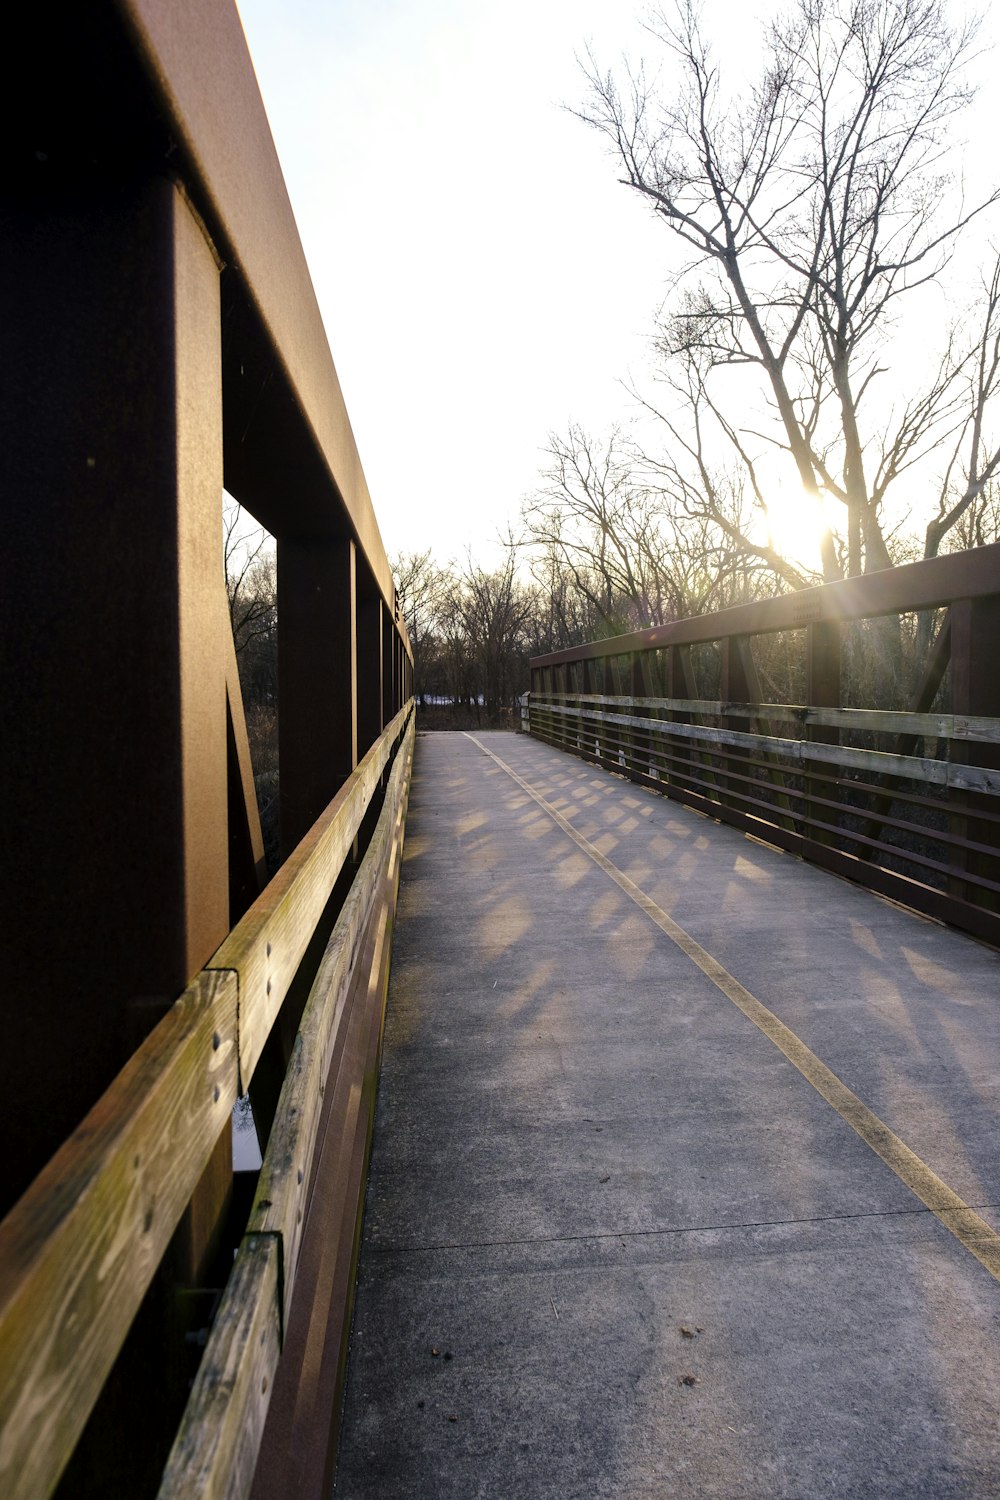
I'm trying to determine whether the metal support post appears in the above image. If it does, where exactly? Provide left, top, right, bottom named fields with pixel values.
left=805, top=621, right=841, bottom=844
left=356, top=571, right=384, bottom=758
left=278, top=536, right=358, bottom=856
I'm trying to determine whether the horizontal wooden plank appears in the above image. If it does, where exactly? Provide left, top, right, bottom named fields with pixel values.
left=540, top=695, right=1000, bottom=745
left=158, top=722, right=414, bottom=1500
left=0, top=969, right=238, bottom=1500
left=246, top=751, right=413, bottom=1500
left=157, top=1232, right=282, bottom=1500
left=588, top=737, right=1000, bottom=894
left=211, top=704, right=411, bottom=1085
left=597, top=748, right=1000, bottom=947
left=537, top=702, right=1000, bottom=795
left=249, top=726, right=412, bottom=1304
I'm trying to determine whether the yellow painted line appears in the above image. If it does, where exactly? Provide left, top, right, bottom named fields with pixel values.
left=466, top=733, right=1000, bottom=1283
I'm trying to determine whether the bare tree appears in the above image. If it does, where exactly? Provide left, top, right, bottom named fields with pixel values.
left=924, top=255, right=1000, bottom=557
left=392, top=548, right=449, bottom=704
left=522, top=426, right=677, bottom=631
left=630, top=355, right=819, bottom=591
left=521, top=540, right=606, bottom=654
left=579, top=0, right=997, bottom=577
left=224, top=496, right=275, bottom=658
left=438, top=545, right=537, bottom=713
left=522, top=423, right=784, bottom=634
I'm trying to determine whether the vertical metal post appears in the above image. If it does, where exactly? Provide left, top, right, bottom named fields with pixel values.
left=580, top=657, right=595, bottom=757
left=805, top=621, right=841, bottom=844
left=592, top=656, right=610, bottom=763
left=625, top=653, right=649, bottom=780
left=720, top=636, right=753, bottom=815
left=278, top=536, right=358, bottom=855
left=668, top=644, right=701, bottom=795
left=528, top=665, right=540, bottom=738
left=556, top=664, right=568, bottom=747
left=356, top=575, right=384, bottom=758
left=381, top=603, right=393, bottom=726
left=2, top=174, right=232, bottom=1489
left=1, top=174, right=230, bottom=1213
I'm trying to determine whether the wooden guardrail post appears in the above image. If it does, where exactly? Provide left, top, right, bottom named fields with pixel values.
left=645, top=649, right=668, bottom=782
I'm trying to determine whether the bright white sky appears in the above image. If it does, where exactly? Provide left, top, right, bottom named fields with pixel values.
left=235, top=0, right=998, bottom=573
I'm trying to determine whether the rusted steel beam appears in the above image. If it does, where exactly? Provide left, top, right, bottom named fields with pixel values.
left=10, top=0, right=414, bottom=643
left=279, top=538, right=359, bottom=857
left=356, top=564, right=385, bottom=759
left=381, top=604, right=394, bottom=727
left=1, top=174, right=230, bottom=1216
left=3, top=8, right=413, bottom=1498
left=116, top=0, right=398, bottom=604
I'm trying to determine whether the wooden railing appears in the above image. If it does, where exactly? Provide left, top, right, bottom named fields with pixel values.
left=1, top=3, right=415, bottom=1497
left=0, top=709, right=413, bottom=1500
left=528, top=545, right=1000, bottom=948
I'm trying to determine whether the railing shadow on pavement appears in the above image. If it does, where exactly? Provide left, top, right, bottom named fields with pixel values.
left=527, top=548, right=1000, bottom=950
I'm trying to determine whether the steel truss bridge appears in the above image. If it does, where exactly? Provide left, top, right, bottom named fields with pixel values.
left=2, top=4, right=999, bottom=1498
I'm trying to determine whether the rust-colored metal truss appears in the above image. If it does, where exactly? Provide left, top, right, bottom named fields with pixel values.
left=0, top=4, right=413, bottom=1499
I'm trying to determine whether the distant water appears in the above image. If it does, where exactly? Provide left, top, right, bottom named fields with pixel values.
left=232, top=1094, right=263, bottom=1172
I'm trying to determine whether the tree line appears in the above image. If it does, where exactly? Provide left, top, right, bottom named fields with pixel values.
left=230, top=0, right=1000, bottom=727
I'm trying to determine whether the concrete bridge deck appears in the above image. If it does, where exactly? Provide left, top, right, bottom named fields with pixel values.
left=335, top=729, right=1000, bottom=1498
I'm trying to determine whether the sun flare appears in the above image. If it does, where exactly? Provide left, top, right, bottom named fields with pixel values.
left=763, top=484, right=834, bottom=572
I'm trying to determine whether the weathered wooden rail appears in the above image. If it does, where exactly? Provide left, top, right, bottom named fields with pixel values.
left=1, top=3, right=414, bottom=1497
left=529, top=546, right=1000, bottom=948
left=0, top=709, right=413, bottom=1500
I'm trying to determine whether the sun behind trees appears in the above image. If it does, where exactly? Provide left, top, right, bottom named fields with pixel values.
left=234, top=1, right=1000, bottom=726
left=563, top=0, right=1000, bottom=586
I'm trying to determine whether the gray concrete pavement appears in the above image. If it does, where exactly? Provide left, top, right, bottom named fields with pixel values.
left=334, top=730, right=1000, bottom=1498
